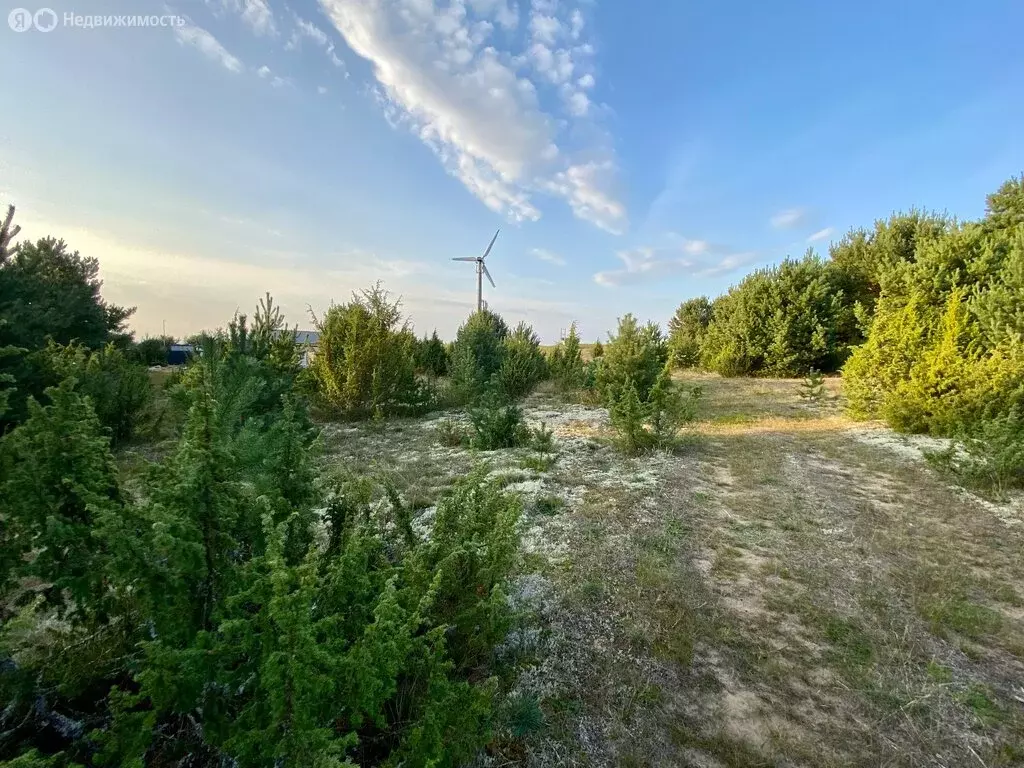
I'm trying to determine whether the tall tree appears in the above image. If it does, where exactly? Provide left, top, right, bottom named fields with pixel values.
left=0, top=235, right=134, bottom=427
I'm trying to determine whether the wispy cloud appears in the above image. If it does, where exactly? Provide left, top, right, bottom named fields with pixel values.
left=317, top=0, right=625, bottom=233
left=174, top=24, right=244, bottom=73
left=770, top=207, right=807, bottom=229
left=593, top=238, right=758, bottom=287
left=207, top=0, right=277, bottom=36
left=807, top=227, right=835, bottom=243
left=256, top=65, right=291, bottom=88
left=531, top=247, right=566, bottom=266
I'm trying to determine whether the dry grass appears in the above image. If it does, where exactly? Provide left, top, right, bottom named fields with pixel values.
left=319, top=372, right=1024, bottom=767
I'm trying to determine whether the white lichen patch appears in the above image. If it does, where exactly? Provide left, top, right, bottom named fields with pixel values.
left=847, top=426, right=955, bottom=462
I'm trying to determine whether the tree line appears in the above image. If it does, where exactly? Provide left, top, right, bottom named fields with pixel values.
left=665, top=175, right=1024, bottom=489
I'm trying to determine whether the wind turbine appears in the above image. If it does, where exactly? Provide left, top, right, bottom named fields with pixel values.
left=452, top=229, right=499, bottom=313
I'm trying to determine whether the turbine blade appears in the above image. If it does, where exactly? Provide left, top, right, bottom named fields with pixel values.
left=452, top=257, right=477, bottom=262
left=483, top=262, right=495, bottom=288
left=481, top=229, right=500, bottom=261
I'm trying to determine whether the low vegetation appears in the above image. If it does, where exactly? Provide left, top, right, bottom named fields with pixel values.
left=2, top=177, right=1023, bottom=767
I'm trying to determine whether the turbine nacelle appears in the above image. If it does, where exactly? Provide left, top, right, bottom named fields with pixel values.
left=452, top=229, right=499, bottom=312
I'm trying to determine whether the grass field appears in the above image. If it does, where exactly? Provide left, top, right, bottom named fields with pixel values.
left=319, top=373, right=1024, bottom=767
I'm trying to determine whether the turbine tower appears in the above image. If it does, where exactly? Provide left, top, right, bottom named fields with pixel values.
left=452, top=229, right=499, bottom=313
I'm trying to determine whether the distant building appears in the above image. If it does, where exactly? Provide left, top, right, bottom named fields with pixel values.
left=167, top=344, right=195, bottom=365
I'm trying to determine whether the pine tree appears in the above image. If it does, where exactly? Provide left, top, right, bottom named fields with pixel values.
left=0, top=379, right=128, bottom=620
left=550, top=323, right=584, bottom=391
left=216, top=517, right=352, bottom=767
left=591, top=338, right=604, bottom=358
left=608, top=379, right=649, bottom=455
left=145, top=364, right=243, bottom=639
left=799, top=367, right=826, bottom=404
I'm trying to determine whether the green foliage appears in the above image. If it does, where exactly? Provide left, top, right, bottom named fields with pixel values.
left=608, top=379, right=648, bottom=455
left=647, top=365, right=702, bottom=447
left=700, top=253, right=854, bottom=377
left=926, top=407, right=1024, bottom=496
left=0, top=235, right=134, bottom=428
left=591, top=338, right=604, bottom=358
left=799, top=368, right=827, bottom=404
left=667, top=296, right=712, bottom=369
left=502, top=693, right=545, bottom=737
left=0, top=297, right=523, bottom=766
left=467, top=388, right=529, bottom=449
left=548, top=322, right=585, bottom=391
left=844, top=182, right=1024, bottom=439
left=596, top=314, right=666, bottom=405
left=496, top=322, right=547, bottom=400
left=529, top=421, right=554, bottom=453
left=0, top=379, right=131, bottom=620
left=133, top=335, right=176, bottom=366
left=449, top=310, right=509, bottom=404
left=828, top=211, right=950, bottom=324
left=309, top=284, right=425, bottom=418
left=41, top=342, right=152, bottom=445
left=436, top=417, right=468, bottom=447
left=415, top=330, right=449, bottom=378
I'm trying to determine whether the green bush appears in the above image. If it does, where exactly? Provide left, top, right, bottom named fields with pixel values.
left=700, top=253, right=854, bottom=377
left=497, top=322, right=547, bottom=400
left=548, top=322, right=585, bottom=391
left=309, top=284, right=425, bottom=418
left=927, top=407, right=1024, bottom=496
left=667, top=296, right=712, bottom=369
left=133, top=335, right=175, bottom=367
left=647, top=365, right=702, bottom=446
left=437, top=417, right=468, bottom=447
left=449, top=310, right=509, bottom=404
left=467, top=388, right=529, bottom=450
left=799, top=368, right=826, bottom=404
left=415, top=329, right=449, bottom=377
left=41, top=341, right=152, bottom=445
left=0, top=232, right=133, bottom=429
left=0, top=302, right=523, bottom=766
left=596, top=314, right=666, bottom=406
left=843, top=181, right=1024, bottom=437
left=608, top=379, right=649, bottom=455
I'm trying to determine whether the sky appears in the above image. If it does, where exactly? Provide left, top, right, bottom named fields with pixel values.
left=1, top=0, right=1022, bottom=342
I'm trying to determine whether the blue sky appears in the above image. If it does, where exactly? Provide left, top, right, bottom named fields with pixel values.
left=2, top=0, right=1022, bottom=341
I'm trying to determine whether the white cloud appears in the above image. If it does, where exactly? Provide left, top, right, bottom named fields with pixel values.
left=543, top=161, right=626, bottom=234
left=770, top=207, right=807, bottom=229
left=807, top=227, right=835, bottom=243
left=468, top=0, right=519, bottom=29
left=174, top=24, right=244, bottom=73
left=257, top=64, right=271, bottom=77
left=531, top=247, right=566, bottom=266
left=270, top=75, right=292, bottom=88
left=577, top=73, right=594, bottom=89
left=569, top=8, right=583, bottom=38
left=529, top=13, right=561, bottom=44
left=208, top=0, right=277, bottom=36
left=318, top=85, right=329, bottom=94
left=286, top=17, right=330, bottom=49
left=326, top=44, right=346, bottom=69
left=284, top=15, right=348, bottom=73
left=593, top=239, right=758, bottom=286
left=317, top=0, right=625, bottom=231
left=566, top=90, right=589, bottom=116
